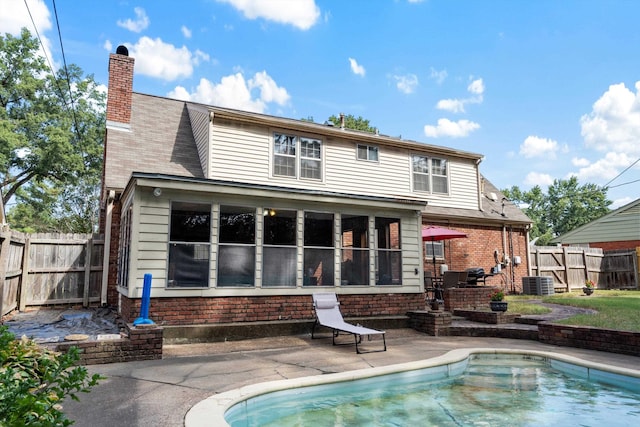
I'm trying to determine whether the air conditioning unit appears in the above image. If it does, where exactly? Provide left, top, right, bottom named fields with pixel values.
left=522, top=276, right=554, bottom=295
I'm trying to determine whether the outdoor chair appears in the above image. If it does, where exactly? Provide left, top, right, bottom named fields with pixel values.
left=311, top=292, right=387, bottom=354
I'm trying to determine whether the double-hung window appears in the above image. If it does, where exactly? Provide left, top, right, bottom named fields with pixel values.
left=273, top=132, right=322, bottom=180
left=167, top=202, right=211, bottom=288
left=412, top=155, right=448, bottom=194
left=357, top=144, right=378, bottom=161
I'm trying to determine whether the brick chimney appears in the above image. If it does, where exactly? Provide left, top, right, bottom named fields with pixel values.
left=106, top=45, right=135, bottom=128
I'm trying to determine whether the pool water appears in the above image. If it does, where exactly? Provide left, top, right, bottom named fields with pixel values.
left=225, top=354, right=640, bottom=426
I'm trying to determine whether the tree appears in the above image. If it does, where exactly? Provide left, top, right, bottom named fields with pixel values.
left=502, top=177, right=611, bottom=245
left=328, top=113, right=377, bottom=133
left=1, top=29, right=105, bottom=233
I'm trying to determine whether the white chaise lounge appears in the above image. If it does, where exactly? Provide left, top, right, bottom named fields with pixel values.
left=311, top=292, right=387, bottom=353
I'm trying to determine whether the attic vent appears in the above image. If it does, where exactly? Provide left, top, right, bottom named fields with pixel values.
left=488, top=192, right=498, bottom=201
left=116, top=45, right=129, bottom=56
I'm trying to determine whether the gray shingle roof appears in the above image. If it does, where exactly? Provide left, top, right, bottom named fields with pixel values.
left=104, top=93, right=204, bottom=190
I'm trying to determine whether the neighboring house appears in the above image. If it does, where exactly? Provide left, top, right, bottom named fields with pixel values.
left=100, top=47, right=532, bottom=326
left=551, top=198, right=640, bottom=250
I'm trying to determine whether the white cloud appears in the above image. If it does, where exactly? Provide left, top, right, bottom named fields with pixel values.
left=348, top=57, right=365, bottom=77
left=467, top=78, right=484, bottom=95
left=167, top=71, right=289, bottom=113
left=580, top=81, right=640, bottom=155
left=610, top=196, right=633, bottom=209
left=423, top=118, right=480, bottom=138
left=117, top=7, right=150, bottom=33
left=571, top=157, right=590, bottom=167
left=0, top=0, right=54, bottom=66
left=393, top=73, right=418, bottom=94
left=435, top=76, right=484, bottom=113
left=574, top=151, right=636, bottom=182
left=128, top=37, right=207, bottom=81
left=519, top=135, right=559, bottom=158
left=181, top=25, right=192, bottom=38
left=436, top=99, right=465, bottom=113
left=216, top=0, right=320, bottom=30
left=429, top=67, right=447, bottom=85
left=103, top=40, right=113, bottom=51
left=249, top=71, right=290, bottom=105
left=524, top=172, right=554, bottom=187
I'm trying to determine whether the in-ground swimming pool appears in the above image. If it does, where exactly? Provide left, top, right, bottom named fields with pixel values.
left=185, top=349, right=640, bottom=427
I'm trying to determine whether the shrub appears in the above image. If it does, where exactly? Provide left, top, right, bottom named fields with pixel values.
left=0, top=326, right=103, bottom=426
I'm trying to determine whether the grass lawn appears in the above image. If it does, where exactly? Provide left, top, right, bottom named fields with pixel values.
left=509, top=290, right=640, bottom=332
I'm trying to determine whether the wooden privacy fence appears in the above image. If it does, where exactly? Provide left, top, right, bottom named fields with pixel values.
left=0, top=228, right=104, bottom=316
left=530, top=246, right=639, bottom=292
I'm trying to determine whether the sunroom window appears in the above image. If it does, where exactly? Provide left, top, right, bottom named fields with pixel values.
left=217, top=205, right=256, bottom=287
left=341, top=215, right=370, bottom=285
left=262, top=209, right=297, bottom=287
left=167, top=202, right=211, bottom=288
left=375, top=217, right=401, bottom=285
left=303, top=212, right=335, bottom=286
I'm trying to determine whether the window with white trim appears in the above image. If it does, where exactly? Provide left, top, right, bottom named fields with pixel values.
left=412, top=155, right=448, bottom=194
left=273, top=132, right=322, bottom=180
left=357, top=144, right=378, bottom=161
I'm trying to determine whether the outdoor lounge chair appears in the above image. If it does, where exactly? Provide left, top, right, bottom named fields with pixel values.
left=311, top=292, right=387, bottom=354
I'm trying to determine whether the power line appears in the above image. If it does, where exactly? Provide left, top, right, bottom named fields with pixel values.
left=52, top=0, right=82, bottom=141
left=603, top=157, right=640, bottom=189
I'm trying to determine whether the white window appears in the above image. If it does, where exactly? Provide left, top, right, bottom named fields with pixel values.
left=357, top=144, right=378, bottom=161
left=273, top=132, right=322, bottom=180
left=425, top=241, right=444, bottom=259
left=412, top=155, right=448, bottom=194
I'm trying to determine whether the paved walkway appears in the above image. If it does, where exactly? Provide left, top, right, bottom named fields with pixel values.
left=63, top=329, right=639, bottom=427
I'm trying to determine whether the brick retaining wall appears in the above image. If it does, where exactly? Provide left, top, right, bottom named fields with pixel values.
left=55, top=323, right=163, bottom=365
left=443, top=287, right=498, bottom=311
left=538, top=323, right=640, bottom=356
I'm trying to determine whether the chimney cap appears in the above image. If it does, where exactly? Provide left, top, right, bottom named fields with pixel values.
left=116, top=45, right=129, bottom=56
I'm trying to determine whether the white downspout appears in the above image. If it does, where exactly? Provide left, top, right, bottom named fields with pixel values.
left=101, top=190, right=115, bottom=306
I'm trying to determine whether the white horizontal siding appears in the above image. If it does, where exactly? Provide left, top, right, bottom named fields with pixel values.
left=135, top=202, right=170, bottom=287
left=207, top=120, right=479, bottom=210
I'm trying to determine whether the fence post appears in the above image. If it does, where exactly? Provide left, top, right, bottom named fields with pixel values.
left=83, top=237, right=93, bottom=307
left=18, top=236, right=30, bottom=311
left=0, top=230, right=9, bottom=314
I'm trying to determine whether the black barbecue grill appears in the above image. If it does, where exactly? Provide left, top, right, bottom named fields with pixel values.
left=465, top=267, right=486, bottom=285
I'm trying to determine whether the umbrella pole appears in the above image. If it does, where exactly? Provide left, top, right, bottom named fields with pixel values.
left=432, top=240, right=437, bottom=277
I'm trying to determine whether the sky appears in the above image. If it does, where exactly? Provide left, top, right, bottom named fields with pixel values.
left=2, top=0, right=639, bottom=210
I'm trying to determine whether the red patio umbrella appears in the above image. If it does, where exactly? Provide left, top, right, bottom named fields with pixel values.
left=422, top=225, right=468, bottom=277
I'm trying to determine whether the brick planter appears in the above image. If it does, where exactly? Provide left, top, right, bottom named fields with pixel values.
left=55, top=323, right=163, bottom=365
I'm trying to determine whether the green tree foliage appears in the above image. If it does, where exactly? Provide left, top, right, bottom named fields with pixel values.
left=0, top=326, right=103, bottom=426
left=1, top=29, right=105, bottom=233
left=503, top=177, right=611, bottom=246
left=327, top=114, right=377, bottom=133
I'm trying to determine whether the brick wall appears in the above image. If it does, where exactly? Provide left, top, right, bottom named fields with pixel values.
left=118, top=293, right=425, bottom=325
left=423, top=222, right=529, bottom=294
left=55, top=323, right=162, bottom=365
left=443, top=287, right=498, bottom=311
left=588, top=241, right=640, bottom=251
left=538, top=323, right=640, bottom=356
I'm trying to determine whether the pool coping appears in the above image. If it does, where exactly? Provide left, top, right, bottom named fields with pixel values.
left=184, top=347, right=640, bottom=427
